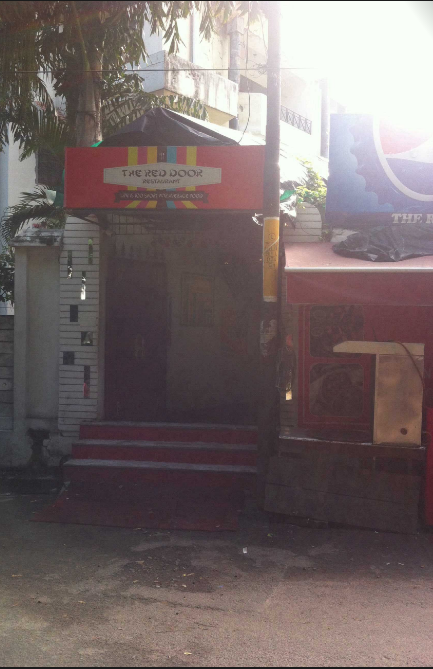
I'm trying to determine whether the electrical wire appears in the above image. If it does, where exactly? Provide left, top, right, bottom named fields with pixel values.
left=391, top=341, right=425, bottom=391
left=2, top=66, right=318, bottom=75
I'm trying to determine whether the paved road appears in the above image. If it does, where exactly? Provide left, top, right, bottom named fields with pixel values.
left=1, top=492, right=433, bottom=667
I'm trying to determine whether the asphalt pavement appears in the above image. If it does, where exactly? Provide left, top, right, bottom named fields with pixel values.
left=1, top=491, right=433, bottom=667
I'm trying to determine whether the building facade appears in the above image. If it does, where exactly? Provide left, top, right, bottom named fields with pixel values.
left=0, top=12, right=331, bottom=468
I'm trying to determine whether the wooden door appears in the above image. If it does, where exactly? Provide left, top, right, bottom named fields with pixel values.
left=105, top=258, right=168, bottom=421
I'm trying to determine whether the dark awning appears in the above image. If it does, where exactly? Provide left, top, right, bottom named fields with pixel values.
left=285, top=242, right=433, bottom=306
left=98, top=108, right=236, bottom=148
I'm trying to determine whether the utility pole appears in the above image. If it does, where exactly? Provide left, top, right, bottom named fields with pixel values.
left=257, top=0, right=281, bottom=504
left=320, top=78, right=330, bottom=159
left=227, top=17, right=245, bottom=130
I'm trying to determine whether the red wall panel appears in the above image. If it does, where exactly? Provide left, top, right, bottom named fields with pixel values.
left=286, top=272, right=433, bottom=307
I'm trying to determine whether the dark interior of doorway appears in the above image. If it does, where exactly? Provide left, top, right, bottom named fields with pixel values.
left=104, top=216, right=262, bottom=425
left=105, top=256, right=169, bottom=422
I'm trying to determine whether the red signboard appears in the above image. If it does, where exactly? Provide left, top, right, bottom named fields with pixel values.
left=65, top=145, right=265, bottom=211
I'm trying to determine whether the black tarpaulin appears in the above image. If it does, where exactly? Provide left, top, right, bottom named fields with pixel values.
left=333, top=223, right=433, bottom=262
left=98, top=108, right=237, bottom=148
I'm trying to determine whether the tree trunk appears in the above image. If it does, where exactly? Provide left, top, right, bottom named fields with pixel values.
left=90, top=49, right=103, bottom=144
left=72, top=2, right=102, bottom=148
left=75, top=51, right=102, bottom=147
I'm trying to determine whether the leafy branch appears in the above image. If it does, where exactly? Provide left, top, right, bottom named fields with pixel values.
left=295, top=159, right=328, bottom=239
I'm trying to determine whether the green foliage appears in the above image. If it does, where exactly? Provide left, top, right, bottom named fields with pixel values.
left=295, top=159, right=329, bottom=239
left=0, top=248, right=15, bottom=303
left=12, top=107, right=76, bottom=162
left=0, top=187, right=67, bottom=243
left=295, top=160, right=327, bottom=210
left=10, top=75, right=209, bottom=162
left=0, top=1, right=252, bottom=154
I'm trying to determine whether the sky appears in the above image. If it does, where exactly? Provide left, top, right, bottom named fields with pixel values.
left=280, top=1, right=433, bottom=130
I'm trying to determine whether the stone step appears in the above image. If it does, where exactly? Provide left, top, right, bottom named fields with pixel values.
left=71, top=439, right=257, bottom=466
left=64, top=458, right=257, bottom=490
left=79, top=421, right=258, bottom=445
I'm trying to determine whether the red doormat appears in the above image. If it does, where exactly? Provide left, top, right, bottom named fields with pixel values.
left=32, top=483, right=245, bottom=531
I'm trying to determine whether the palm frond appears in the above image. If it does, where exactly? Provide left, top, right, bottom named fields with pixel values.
left=102, top=84, right=208, bottom=136
left=7, top=106, right=75, bottom=160
left=0, top=3, right=56, bottom=150
left=1, top=186, right=67, bottom=243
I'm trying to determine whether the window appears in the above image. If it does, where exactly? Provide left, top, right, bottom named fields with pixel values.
left=298, top=305, right=372, bottom=428
left=63, top=351, right=75, bottom=365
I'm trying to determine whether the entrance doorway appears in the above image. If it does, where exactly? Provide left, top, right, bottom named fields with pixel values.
left=105, top=257, right=168, bottom=421
left=104, top=220, right=262, bottom=425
